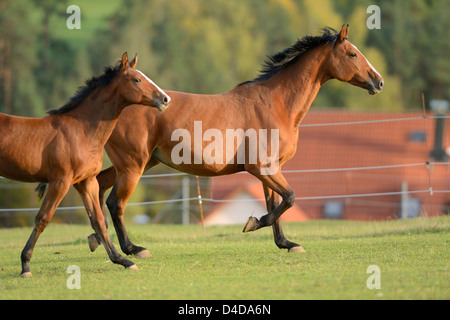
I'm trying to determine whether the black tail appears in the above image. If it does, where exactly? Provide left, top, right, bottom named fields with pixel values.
left=35, top=183, right=48, bottom=200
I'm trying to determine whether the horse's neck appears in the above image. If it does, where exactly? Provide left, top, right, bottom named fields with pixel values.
left=265, top=48, right=330, bottom=128
left=69, top=85, right=125, bottom=146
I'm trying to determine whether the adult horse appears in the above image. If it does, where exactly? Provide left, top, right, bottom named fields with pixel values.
left=89, top=25, right=383, bottom=257
left=0, top=52, right=170, bottom=277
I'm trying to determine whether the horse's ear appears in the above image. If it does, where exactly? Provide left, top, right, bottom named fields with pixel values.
left=129, top=53, right=137, bottom=69
left=336, top=24, right=349, bottom=44
left=121, top=52, right=128, bottom=72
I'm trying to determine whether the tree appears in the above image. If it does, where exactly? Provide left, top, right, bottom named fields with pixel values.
left=0, top=0, right=44, bottom=115
left=366, top=0, right=449, bottom=108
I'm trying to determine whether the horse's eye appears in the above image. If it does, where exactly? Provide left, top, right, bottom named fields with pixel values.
left=349, top=53, right=357, bottom=58
left=134, top=78, right=141, bottom=83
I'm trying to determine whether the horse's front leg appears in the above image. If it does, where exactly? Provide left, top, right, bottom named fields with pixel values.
left=74, top=178, right=138, bottom=270
left=86, top=166, right=148, bottom=256
left=87, top=162, right=158, bottom=259
left=262, top=185, right=306, bottom=252
left=20, top=180, right=70, bottom=277
left=105, top=165, right=153, bottom=258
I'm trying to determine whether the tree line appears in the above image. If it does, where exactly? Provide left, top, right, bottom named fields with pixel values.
left=1, top=0, right=448, bottom=117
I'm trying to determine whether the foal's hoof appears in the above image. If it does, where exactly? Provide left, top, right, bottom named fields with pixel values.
left=127, top=264, right=139, bottom=271
left=243, top=217, right=259, bottom=233
left=134, top=249, right=152, bottom=259
left=20, top=272, right=32, bottom=278
left=87, top=234, right=100, bottom=252
left=288, top=246, right=306, bottom=253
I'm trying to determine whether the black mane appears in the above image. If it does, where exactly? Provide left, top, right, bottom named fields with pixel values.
left=47, top=62, right=122, bottom=115
left=238, top=27, right=338, bottom=86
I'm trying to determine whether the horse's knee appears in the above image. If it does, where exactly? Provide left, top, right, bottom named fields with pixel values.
left=106, top=193, right=114, bottom=209
left=34, top=214, right=52, bottom=233
left=285, top=192, right=295, bottom=208
left=106, top=193, right=120, bottom=213
left=107, top=194, right=128, bottom=222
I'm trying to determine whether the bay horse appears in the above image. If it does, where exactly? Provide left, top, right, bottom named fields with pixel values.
left=0, top=52, right=170, bottom=277
left=89, top=25, right=383, bottom=257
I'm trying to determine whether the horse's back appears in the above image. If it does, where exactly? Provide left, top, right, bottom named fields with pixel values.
left=0, top=113, right=59, bottom=182
left=105, top=86, right=287, bottom=177
left=0, top=113, right=55, bottom=144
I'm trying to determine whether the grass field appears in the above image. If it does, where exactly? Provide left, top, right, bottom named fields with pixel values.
left=0, top=216, right=448, bottom=300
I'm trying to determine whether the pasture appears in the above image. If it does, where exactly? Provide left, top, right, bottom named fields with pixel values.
left=0, top=216, right=448, bottom=300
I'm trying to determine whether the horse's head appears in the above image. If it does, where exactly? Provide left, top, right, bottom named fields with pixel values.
left=327, top=24, right=384, bottom=95
left=117, top=52, right=171, bottom=111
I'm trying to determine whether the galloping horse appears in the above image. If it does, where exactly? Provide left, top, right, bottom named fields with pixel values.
left=0, top=53, right=170, bottom=277
left=89, top=25, right=383, bottom=257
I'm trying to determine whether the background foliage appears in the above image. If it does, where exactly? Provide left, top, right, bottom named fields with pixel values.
left=1, top=0, right=448, bottom=116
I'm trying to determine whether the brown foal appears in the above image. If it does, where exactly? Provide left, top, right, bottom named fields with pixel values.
left=0, top=53, right=170, bottom=276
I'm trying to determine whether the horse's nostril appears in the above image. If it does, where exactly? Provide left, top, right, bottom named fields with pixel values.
left=163, top=96, right=169, bottom=104
left=379, top=80, right=384, bottom=90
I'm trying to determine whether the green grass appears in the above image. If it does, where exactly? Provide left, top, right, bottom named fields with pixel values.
left=0, top=216, right=448, bottom=300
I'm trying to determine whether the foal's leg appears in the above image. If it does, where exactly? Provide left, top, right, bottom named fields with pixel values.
left=74, top=178, right=137, bottom=270
left=243, top=167, right=295, bottom=232
left=263, top=185, right=305, bottom=252
left=20, top=180, right=70, bottom=277
left=86, top=166, right=117, bottom=252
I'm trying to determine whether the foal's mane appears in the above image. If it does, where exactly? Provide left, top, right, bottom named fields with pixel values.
left=238, top=27, right=338, bottom=86
left=47, top=62, right=122, bottom=115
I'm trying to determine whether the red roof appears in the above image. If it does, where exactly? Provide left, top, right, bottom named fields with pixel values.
left=209, top=110, right=450, bottom=221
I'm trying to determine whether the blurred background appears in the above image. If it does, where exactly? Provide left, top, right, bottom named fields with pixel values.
left=0, top=0, right=448, bottom=227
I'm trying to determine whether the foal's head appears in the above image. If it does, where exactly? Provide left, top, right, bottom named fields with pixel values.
left=327, top=24, right=384, bottom=95
left=117, top=52, right=171, bottom=111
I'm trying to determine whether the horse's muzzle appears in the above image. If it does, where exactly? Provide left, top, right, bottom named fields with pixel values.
left=368, top=79, right=384, bottom=95
left=154, top=93, right=171, bottom=111
left=157, top=97, right=170, bottom=111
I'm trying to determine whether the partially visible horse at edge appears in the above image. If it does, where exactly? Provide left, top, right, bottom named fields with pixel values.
left=0, top=52, right=170, bottom=277
left=89, top=25, right=383, bottom=258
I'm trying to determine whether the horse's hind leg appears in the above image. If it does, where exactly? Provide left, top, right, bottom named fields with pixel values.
left=74, top=178, right=137, bottom=270
left=262, top=185, right=305, bottom=252
left=20, top=180, right=70, bottom=277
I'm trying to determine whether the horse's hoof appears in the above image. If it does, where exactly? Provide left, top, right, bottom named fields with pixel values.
left=243, top=217, right=259, bottom=233
left=288, top=246, right=306, bottom=253
left=127, top=264, right=139, bottom=271
left=134, top=249, right=152, bottom=259
left=20, top=272, right=32, bottom=278
left=87, top=234, right=100, bottom=252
